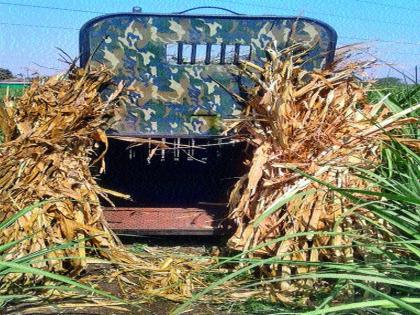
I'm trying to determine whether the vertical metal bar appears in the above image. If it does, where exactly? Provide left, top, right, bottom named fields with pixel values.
left=173, top=138, right=177, bottom=160
left=161, top=138, right=166, bottom=162
left=147, top=138, right=152, bottom=164
left=191, top=43, right=197, bottom=64
left=217, top=138, right=222, bottom=158
left=205, top=43, right=211, bottom=65
left=234, top=44, right=240, bottom=64
left=187, top=139, right=193, bottom=161
left=174, top=138, right=181, bottom=161
left=220, top=43, right=226, bottom=64
left=248, top=45, right=252, bottom=60
left=177, top=42, right=183, bottom=64
left=202, top=140, right=208, bottom=162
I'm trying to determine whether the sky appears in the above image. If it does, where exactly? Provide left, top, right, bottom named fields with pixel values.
left=0, top=0, right=419, bottom=80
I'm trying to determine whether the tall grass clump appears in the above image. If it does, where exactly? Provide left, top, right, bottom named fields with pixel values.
left=0, top=65, right=137, bottom=288
left=176, top=118, right=420, bottom=315
left=175, top=47, right=420, bottom=314
left=0, top=201, right=125, bottom=310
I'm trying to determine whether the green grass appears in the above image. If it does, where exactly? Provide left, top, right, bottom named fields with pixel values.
left=368, top=84, right=420, bottom=112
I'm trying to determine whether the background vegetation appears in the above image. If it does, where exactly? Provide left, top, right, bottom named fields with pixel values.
left=0, top=68, right=13, bottom=81
left=0, top=81, right=419, bottom=314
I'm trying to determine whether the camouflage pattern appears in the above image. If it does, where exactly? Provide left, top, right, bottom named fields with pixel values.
left=80, top=13, right=336, bottom=136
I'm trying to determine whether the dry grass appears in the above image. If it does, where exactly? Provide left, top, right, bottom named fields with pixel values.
left=226, top=45, right=419, bottom=302
left=0, top=65, right=217, bottom=304
left=0, top=65, right=136, bottom=289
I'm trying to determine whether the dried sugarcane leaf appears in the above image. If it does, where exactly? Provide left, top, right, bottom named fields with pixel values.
left=226, top=44, right=403, bottom=302
left=0, top=65, right=137, bottom=290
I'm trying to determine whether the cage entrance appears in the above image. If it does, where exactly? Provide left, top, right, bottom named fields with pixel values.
left=99, top=138, right=248, bottom=234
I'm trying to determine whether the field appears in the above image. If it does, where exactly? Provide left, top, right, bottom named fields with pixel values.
left=0, top=72, right=419, bottom=315
left=0, top=83, right=27, bottom=99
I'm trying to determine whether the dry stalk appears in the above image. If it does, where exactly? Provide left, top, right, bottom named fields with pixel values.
left=227, top=45, right=417, bottom=303
left=0, top=66, right=136, bottom=290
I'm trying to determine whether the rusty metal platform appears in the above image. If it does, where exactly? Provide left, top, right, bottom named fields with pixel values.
left=104, top=207, right=226, bottom=235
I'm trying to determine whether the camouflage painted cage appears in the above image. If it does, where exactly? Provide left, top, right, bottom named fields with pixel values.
left=80, top=7, right=337, bottom=138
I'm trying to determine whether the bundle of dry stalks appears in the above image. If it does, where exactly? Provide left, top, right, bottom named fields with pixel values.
left=227, top=45, right=418, bottom=302
left=0, top=64, right=221, bottom=304
left=0, top=65, right=134, bottom=288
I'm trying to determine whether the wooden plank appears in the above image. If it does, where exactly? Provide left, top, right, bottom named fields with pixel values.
left=103, top=207, right=227, bottom=235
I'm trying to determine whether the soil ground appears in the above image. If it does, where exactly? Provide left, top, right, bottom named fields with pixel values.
left=3, top=300, right=221, bottom=315
left=2, top=236, right=235, bottom=315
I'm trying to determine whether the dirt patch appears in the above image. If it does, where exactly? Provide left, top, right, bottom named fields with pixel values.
left=3, top=299, right=217, bottom=315
left=3, top=240, right=229, bottom=315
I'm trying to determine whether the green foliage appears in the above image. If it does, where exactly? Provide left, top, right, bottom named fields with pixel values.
left=368, top=83, right=420, bottom=111
left=375, top=77, right=402, bottom=86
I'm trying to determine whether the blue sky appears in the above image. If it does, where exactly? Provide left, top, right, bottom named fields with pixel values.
left=0, top=0, right=419, bottom=79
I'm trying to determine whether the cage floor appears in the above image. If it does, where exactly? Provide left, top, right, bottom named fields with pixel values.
left=104, top=206, right=227, bottom=235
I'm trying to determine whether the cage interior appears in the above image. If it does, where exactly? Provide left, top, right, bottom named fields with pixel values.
left=99, top=138, right=248, bottom=220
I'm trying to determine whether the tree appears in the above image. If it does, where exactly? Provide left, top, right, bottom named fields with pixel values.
left=0, top=68, right=13, bottom=81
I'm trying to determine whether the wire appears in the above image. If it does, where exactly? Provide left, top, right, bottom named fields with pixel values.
left=1, top=20, right=420, bottom=48
left=2, top=0, right=419, bottom=28
left=0, top=1, right=105, bottom=14
left=384, top=52, right=420, bottom=56
left=338, top=43, right=420, bottom=56
left=340, top=36, right=420, bottom=46
left=0, top=22, right=79, bottom=31
left=1, top=21, right=419, bottom=49
left=32, top=62, right=65, bottom=71
left=352, top=0, right=420, bottom=12
left=213, top=0, right=418, bottom=28
left=1, top=0, right=417, bottom=28
left=1, top=0, right=419, bottom=29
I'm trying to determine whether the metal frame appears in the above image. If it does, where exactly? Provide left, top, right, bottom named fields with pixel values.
left=80, top=10, right=338, bottom=234
left=79, top=11, right=337, bottom=67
